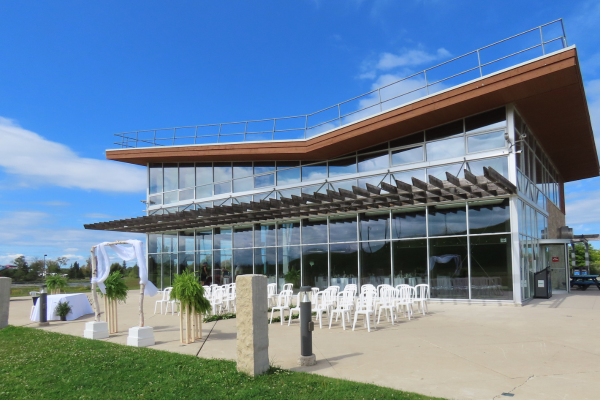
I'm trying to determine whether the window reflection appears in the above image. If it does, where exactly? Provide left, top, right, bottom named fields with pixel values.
left=429, top=236, right=469, bottom=299
left=178, top=230, right=194, bottom=252
left=360, top=212, right=389, bottom=241
left=196, top=184, right=212, bottom=199
left=233, top=162, right=253, bottom=178
left=214, top=181, right=231, bottom=195
left=330, top=242, right=358, bottom=291
left=427, top=163, right=464, bottom=182
left=278, top=220, right=300, bottom=246
left=233, top=225, right=253, bottom=248
left=358, top=151, right=388, bottom=172
left=467, top=157, right=508, bottom=177
left=392, top=169, right=426, bottom=185
left=467, top=131, right=505, bottom=153
left=426, top=120, right=463, bottom=141
left=392, top=208, right=426, bottom=238
left=255, top=173, right=275, bottom=188
left=302, top=244, right=328, bottom=290
left=428, top=204, right=467, bottom=236
left=465, top=107, right=505, bottom=135
left=277, top=167, right=300, bottom=185
left=149, top=164, right=163, bottom=194
left=163, top=164, right=178, bottom=192
left=278, top=246, right=301, bottom=291
left=254, top=247, right=276, bottom=284
left=426, top=136, right=465, bottom=161
left=390, top=132, right=424, bottom=148
left=196, top=252, right=212, bottom=284
left=329, top=157, right=357, bottom=177
left=179, top=163, right=195, bottom=189
left=213, top=163, right=232, bottom=182
left=213, top=250, right=232, bottom=285
left=393, top=239, right=427, bottom=286
left=196, top=163, right=212, bottom=186
left=470, top=234, right=512, bottom=300
left=360, top=241, right=391, bottom=286
left=214, top=228, right=232, bottom=250
left=468, top=199, right=510, bottom=234
left=255, top=223, right=276, bottom=247
left=391, top=146, right=423, bottom=165
left=196, top=230, right=212, bottom=252
left=302, top=163, right=327, bottom=181
left=302, top=218, right=328, bottom=244
left=329, top=215, right=358, bottom=243
left=254, top=162, right=275, bottom=175
left=233, top=248, right=253, bottom=281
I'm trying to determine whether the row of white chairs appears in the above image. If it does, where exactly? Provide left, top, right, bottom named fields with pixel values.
left=268, top=283, right=430, bottom=332
left=203, top=283, right=236, bottom=315
left=154, top=287, right=179, bottom=315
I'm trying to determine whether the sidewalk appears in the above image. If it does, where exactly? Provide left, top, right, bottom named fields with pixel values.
left=8, top=290, right=600, bottom=400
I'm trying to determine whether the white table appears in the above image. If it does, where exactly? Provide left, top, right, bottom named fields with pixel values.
left=30, top=293, right=94, bottom=322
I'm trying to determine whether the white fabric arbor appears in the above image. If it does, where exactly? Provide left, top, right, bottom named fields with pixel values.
left=90, top=239, right=158, bottom=327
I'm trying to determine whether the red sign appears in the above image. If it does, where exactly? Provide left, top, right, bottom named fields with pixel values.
left=552, top=256, right=560, bottom=262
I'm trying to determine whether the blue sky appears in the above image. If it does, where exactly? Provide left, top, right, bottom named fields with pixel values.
left=1, top=0, right=599, bottom=265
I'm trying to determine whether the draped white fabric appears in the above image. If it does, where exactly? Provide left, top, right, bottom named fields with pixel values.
left=92, top=239, right=158, bottom=297
left=429, top=255, right=462, bottom=275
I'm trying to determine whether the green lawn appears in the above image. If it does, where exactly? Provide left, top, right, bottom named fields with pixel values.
left=10, top=277, right=140, bottom=297
left=0, top=326, right=444, bottom=400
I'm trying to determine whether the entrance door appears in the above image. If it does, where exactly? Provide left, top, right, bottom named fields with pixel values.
left=541, top=244, right=568, bottom=291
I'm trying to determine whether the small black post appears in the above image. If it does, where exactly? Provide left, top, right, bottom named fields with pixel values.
left=297, top=286, right=316, bottom=366
left=39, top=285, right=48, bottom=326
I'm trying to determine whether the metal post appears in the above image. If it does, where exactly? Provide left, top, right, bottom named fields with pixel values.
left=539, top=27, right=545, bottom=55
left=378, top=89, right=383, bottom=112
left=424, top=71, right=429, bottom=94
left=477, top=50, right=483, bottom=77
left=39, top=285, right=48, bottom=326
left=298, top=286, right=316, bottom=365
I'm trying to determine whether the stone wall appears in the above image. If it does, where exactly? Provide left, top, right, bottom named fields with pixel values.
left=548, top=201, right=566, bottom=239
left=0, top=277, right=11, bottom=329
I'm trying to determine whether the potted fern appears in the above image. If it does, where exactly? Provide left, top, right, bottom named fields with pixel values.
left=171, top=270, right=211, bottom=344
left=55, top=300, right=72, bottom=321
left=284, top=269, right=301, bottom=289
left=102, top=271, right=128, bottom=333
left=46, top=275, right=68, bottom=295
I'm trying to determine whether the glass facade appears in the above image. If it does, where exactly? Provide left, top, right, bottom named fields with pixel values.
left=147, top=108, right=509, bottom=215
left=147, top=199, right=513, bottom=300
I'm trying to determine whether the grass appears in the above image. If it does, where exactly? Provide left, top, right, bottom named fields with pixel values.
left=0, top=326, right=445, bottom=400
left=10, top=277, right=140, bottom=297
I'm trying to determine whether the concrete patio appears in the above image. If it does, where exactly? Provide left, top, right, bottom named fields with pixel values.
left=7, top=290, right=600, bottom=400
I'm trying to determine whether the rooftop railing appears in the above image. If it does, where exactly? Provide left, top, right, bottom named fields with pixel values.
left=114, top=20, right=568, bottom=149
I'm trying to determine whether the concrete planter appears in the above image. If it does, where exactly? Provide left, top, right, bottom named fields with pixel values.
left=83, top=321, right=109, bottom=339
left=127, top=326, right=155, bottom=347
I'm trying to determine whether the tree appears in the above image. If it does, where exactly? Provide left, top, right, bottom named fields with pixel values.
left=575, top=243, right=600, bottom=274
left=56, top=256, right=70, bottom=268
left=46, top=260, right=61, bottom=274
left=68, top=261, right=82, bottom=279
left=110, top=262, right=124, bottom=275
left=128, top=264, right=139, bottom=278
left=28, top=259, right=44, bottom=281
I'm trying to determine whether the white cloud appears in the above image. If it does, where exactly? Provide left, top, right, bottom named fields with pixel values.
left=36, top=201, right=71, bottom=206
left=376, top=48, right=450, bottom=71
left=64, top=248, right=79, bottom=253
left=61, top=254, right=85, bottom=261
left=0, top=253, right=24, bottom=265
left=0, top=118, right=146, bottom=193
left=83, top=213, right=114, bottom=219
left=565, top=186, right=600, bottom=233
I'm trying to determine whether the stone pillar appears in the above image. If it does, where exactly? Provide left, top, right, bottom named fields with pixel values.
left=236, top=274, right=269, bottom=376
left=0, top=277, right=11, bottom=329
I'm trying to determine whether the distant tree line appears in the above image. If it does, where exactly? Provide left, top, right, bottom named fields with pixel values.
left=0, top=255, right=139, bottom=282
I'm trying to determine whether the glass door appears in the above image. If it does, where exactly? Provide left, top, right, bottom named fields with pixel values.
left=541, top=244, right=568, bottom=291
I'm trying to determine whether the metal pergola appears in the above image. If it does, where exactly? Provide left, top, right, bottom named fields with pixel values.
left=84, top=167, right=516, bottom=234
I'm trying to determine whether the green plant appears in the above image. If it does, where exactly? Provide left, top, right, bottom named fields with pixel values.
left=104, top=271, right=128, bottom=303
left=283, top=269, right=301, bottom=288
left=54, top=301, right=72, bottom=318
left=45, top=275, right=68, bottom=293
left=203, top=312, right=236, bottom=323
left=170, top=270, right=211, bottom=315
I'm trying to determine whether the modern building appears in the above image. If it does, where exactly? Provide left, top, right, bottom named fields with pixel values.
left=86, top=20, right=598, bottom=305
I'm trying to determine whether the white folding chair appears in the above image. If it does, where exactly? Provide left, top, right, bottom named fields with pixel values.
left=352, top=292, right=376, bottom=332
left=267, top=283, right=277, bottom=307
left=329, top=291, right=353, bottom=330
left=154, top=287, right=172, bottom=315
left=270, top=290, right=293, bottom=325
left=377, top=287, right=397, bottom=325
left=414, top=284, right=430, bottom=315
left=288, top=292, right=303, bottom=326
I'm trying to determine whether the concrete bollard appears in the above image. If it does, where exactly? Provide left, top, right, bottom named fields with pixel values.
left=0, top=277, right=11, bottom=329
left=236, top=274, right=269, bottom=376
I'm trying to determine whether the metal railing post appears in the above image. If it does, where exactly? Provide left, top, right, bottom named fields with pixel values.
left=218, top=124, right=222, bottom=143
left=135, top=131, right=139, bottom=148
left=477, top=50, right=483, bottom=77
left=272, top=118, right=276, bottom=140
left=424, top=70, right=429, bottom=94
left=172, top=128, right=176, bottom=146
left=244, top=122, right=248, bottom=141
left=338, top=104, right=342, bottom=126
left=194, top=126, right=198, bottom=144
left=378, top=88, right=382, bottom=112
left=304, top=115, right=308, bottom=139
left=539, top=27, right=545, bottom=55
left=153, top=130, right=157, bottom=147
left=560, top=19, right=568, bottom=47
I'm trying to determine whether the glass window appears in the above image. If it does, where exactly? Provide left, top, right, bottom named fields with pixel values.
left=213, top=162, right=232, bottom=182
left=427, top=163, right=464, bottom=182
left=330, top=242, right=358, bottom=291
left=233, top=225, right=253, bottom=248
left=465, top=107, right=506, bottom=134
left=233, top=195, right=252, bottom=204
left=178, top=252, right=194, bottom=274
left=277, top=167, right=301, bottom=185
left=178, top=230, right=195, bottom=252
left=467, top=131, right=505, bottom=153
left=233, top=177, right=253, bottom=193
left=428, top=204, right=467, bottom=236
left=196, top=252, right=212, bottom=285
left=426, top=120, right=463, bottom=141
left=392, top=169, right=426, bottom=186
left=392, top=208, right=426, bottom=238
left=254, top=192, right=275, bottom=201
left=302, top=184, right=324, bottom=194
left=302, top=163, right=327, bottom=181
left=330, top=179, right=357, bottom=192
left=426, top=136, right=465, bottom=161
left=233, top=162, right=253, bottom=178
left=163, top=191, right=178, bottom=205
left=163, top=163, right=178, bottom=192
left=196, top=184, right=212, bottom=199
left=391, top=146, right=423, bottom=165
left=357, top=143, right=388, bottom=154
left=233, top=248, right=253, bottom=281
left=277, top=161, right=300, bottom=170
left=213, top=250, right=232, bottom=285
left=214, top=181, right=231, bottom=195
left=196, top=229, right=212, bottom=252
left=275, top=245, right=301, bottom=291
left=470, top=234, right=512, bottom=300
left=148, top=233, right=162, bottom=254
left=161, top=254, right=177, bottom=289
left=360, top=241, right=391, bottom=286
left=302, top=218, right=328, bottom=244
left=429, top=236, right=469, bottom=299
left=196, top=163, right=212, bottom=186
left=148, top=254, right=160, bottom=288
left=179, top=163, right=195, bottom=189
left=255, top=223, right=276, bottom=247
left=329, top=214, right=358, bottom=243
left=393, top=239, right=427, bottom=286
left=214, top=228, right=232, bottom=250
left=360, top=212, right=390, bottom=241
left=179, top=188, right=194, bottom=201
left=390, top=132, right=424, bottom=149
left=149, top=194, right=162, bottom=206
left=358, top=174, right=386, bottom=189
left=278, top=220, right=300, bottom=246
left=254, top=247, right=276, bottom=285
left=467, top=157, right=508, bottom=178
left=149, top=163, right=163, bottom=194
left=255, top=173, right=275, bottom=188
left=329, top=157, right=357, bottom=177
left=302, top=244, right=328, bottom=290
left=278, top=188, right=301, bottom=199
left=358, top=151, right=388, bottom=172
left=469, top=199, right=510, bottom=234
left=254, top=162, right=275, bottom=175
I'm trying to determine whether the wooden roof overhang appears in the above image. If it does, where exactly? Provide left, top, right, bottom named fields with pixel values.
left=85, top=167, right=516, bottom=234
left=106, top=48, right=598, bottom=183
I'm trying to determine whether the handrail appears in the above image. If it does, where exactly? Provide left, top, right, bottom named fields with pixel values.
left=112, top=19, right=568, bottom=149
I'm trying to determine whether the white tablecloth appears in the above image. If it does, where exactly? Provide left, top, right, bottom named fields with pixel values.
left=30, top=293, right=94, bottom=322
